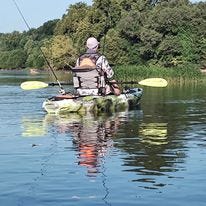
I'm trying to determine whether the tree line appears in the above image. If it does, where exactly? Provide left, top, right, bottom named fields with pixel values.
left=0, top=0, right=205, bottom=70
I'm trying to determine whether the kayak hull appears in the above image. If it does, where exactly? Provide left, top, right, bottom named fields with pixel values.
left=42, top=88, right=143, bottom=114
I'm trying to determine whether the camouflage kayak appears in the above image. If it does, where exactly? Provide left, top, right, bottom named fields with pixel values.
left=42, top=88, right=143, bottom=114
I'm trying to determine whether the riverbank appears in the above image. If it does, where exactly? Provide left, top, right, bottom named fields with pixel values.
left=1, top=64, right=205, bottom=82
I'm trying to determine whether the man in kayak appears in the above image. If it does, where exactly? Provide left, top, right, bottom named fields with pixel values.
left=72, top=37, right=121, bottom=96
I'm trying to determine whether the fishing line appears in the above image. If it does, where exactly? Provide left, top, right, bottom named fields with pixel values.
left=12, top=0, right=64, bottom=91
left=101, top=2, right=111, bottom=57
left=99, top=1, right=115, bottom=95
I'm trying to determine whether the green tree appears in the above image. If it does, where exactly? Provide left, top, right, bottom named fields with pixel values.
left=54, top=3, right=90, bottom=36
left=0, top=31, right=22, bottom=51
left=0, top=49, right=26, bottom=69
left=117, top=10, right=142, bottom=42
left=31, top=19, right=59, bottom=41
left=25, top=47, right=45, bottom=68
left=101, top=29, right=132, bottom=65
left=42, top=35, right=77, bottom=69
left=156, top=35, right=182, bottom=66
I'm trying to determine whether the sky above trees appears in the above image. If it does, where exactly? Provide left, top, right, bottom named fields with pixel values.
left=0, top=0, right=92, bottom=33
left=0, top=0, right=204, bottom=33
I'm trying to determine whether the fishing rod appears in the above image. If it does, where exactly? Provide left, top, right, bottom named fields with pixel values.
left=101, top=13, right=109, bottom=56
left=12, top=0, right=64, bottom=91
left=99, top=3, right=120, bottom=95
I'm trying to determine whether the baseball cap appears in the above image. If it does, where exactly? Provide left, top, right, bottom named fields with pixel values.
left=86, top=37, right=99, bottom=49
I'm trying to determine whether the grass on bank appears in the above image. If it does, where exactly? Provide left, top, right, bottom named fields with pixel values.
left=114, top=64, right=204, bottom=83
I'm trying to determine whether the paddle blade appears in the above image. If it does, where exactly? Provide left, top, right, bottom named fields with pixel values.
left=138, top=78, right=168, bottom=87
left=20, top=81, right=49, bottom=90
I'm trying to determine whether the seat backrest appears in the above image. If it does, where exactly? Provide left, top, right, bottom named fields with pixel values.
left=74, top=69, right=100, bottom=88
left=72, top=53, right=106, bottom=95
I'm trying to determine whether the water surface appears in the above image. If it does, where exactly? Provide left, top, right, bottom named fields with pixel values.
left=0, top=70, right=206, bottom=206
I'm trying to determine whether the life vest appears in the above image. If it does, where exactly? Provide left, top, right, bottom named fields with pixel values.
left=72, top=52, right=106, bottom=96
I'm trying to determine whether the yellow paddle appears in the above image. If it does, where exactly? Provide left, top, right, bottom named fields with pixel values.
left=20, top=78, right=168, bottom=90
left=21, top=81, right=49, bottom=90
left=137, top=78, right=168, bottom=87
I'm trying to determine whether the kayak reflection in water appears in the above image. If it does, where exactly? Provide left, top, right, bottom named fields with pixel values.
left=70, top=113, right=122, bottom=177
left=73, top=121, right=113, bottom=176
left=45, top=113, right=125, bottom=177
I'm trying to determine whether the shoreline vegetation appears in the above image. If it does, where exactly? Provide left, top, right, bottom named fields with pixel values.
left=1, top=64, right=205, bottom=83
left=114, top=64, right=205, bottom=81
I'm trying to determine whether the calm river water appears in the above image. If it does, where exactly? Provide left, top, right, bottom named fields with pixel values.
left=0, top=70, right=206, bottom=206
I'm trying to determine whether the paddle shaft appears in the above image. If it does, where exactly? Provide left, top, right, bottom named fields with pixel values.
left=21, top=78, right=167, bottom=90
left=48, top=81, right=139, bottom=86
left=114, top=81, right=139, bottom=84
left=49, top=82, right=73, bottom=86
left=48, top=78, right=167, bottom=88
